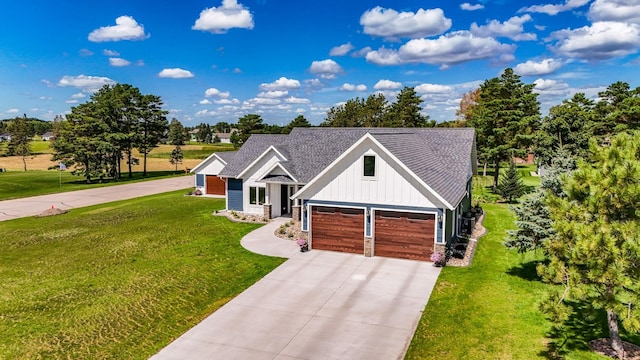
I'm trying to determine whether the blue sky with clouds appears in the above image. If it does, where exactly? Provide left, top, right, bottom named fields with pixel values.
left=1, top=0, right=639, bottom=125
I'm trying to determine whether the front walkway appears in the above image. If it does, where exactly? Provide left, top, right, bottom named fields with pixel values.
left=151, top=217, right=441, bottom=360
left=0, top=176, right=193, bottom=222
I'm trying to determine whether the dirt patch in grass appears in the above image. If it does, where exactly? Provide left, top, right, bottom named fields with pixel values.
left=590, top=338, right=640, bottom=359
left=36, top=206, right=68, bottom=217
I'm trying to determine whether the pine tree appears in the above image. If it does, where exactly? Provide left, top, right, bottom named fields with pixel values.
left=497, top=160, right=525, bottom=202
left=169, top=145, right=183, bottom=172
left=505, top=151, right=576, bottom=253
left=538, top=132, right=640, bottom=359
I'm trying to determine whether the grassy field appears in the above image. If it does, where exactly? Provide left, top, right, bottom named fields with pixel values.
left=0, top=143, right=232, bottom=172
left=0, top=170, right=190, bottom=201
left=0, top=192, right=284, bottom=359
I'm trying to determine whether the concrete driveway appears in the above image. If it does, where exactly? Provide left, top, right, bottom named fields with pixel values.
left=0, top=176, right=193, bottom=222
left=151, top=250, right=441, bottom=360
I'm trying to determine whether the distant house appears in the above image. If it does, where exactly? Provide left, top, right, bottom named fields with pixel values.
left=0, top=133, right=11, bottom=142
left=204, top=127, right=477, bottom=262
left=188, top=129, right=199, bottom=142
left=41, top=131, right=54, bottom=141
left=215, top=132, right=232, bottom=144
left=190, top=151, right=237, bottom=196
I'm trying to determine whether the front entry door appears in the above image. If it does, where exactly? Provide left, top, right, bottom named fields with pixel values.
left=281, top=184, right=289, bottom=214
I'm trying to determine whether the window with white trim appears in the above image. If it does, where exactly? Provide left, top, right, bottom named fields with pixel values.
left=249, top=186, right=266, bottom=205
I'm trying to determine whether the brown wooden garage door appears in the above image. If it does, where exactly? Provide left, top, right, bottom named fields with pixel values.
left=205, top=175, right=225, bottom=195
left=311, top=206, right=364, bottom=254
left=374, top=211, right=435, bottom=261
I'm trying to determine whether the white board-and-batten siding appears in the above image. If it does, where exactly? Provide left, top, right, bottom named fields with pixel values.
left=304, top=143, right=441, bottom=209
left=198, top=158, right=226, bottom=175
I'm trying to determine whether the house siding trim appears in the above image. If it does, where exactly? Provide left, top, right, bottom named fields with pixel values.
left=236, top=146, right=288, bottom=179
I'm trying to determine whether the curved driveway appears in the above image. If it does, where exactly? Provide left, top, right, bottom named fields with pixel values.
left=152, top=217, right=441, bottom=360
left=0, top=176, right=193, bottom=222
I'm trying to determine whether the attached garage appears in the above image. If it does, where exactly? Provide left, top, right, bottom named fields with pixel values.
left=311, top=206, right=364, bottom=254
left=374, top=210, right=436, bottom=261
left=206, top=175, right=226, bottom=195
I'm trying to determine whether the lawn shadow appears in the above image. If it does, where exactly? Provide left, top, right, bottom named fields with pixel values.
left=506, top=260, right=545, bottom=282
left=539, top=301, right=607, bottom=359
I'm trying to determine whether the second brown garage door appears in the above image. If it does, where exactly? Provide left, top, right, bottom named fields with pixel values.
left=311, top=206, right=364, bottom=254
left=206, top=175, right=226, bottom=195
left=374, top=210, right=435, bottom=261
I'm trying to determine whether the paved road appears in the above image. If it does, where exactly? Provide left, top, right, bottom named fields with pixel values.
left=152, top=223, right=441, bottom=360
left=0, top=176, right=194, bottom=222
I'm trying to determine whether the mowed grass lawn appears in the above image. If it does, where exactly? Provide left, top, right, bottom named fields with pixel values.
left=406, top=203, right=639, bottom=359
left=0, top=192, right=284, bottom=359
left=0, top=170, right=186, bottom=201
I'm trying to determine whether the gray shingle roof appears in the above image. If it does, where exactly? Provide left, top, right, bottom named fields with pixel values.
left=215, top=151, right=237, bottom=163
left=220, top=128, right=476, bottom=208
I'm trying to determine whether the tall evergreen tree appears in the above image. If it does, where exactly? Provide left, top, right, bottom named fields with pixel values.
left=469, top=68, right=540, bottom=190
left=538, top=132, right=640, bottom=359
left=505, top=151, right=575, bottom=253
left=137, top=94, right=169, bottom=176
left=383, top=87, right=432, bottom=127
left=232, top=114, right=264, bottom=148
left=284, top=115, right=311, bottom=134
left=7, top=115, right=32, bottom=171
left=169, top=145, right=183, bottom=172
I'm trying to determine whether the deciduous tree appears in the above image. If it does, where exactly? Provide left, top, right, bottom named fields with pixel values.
left=7, top=115, right=32, bottom=171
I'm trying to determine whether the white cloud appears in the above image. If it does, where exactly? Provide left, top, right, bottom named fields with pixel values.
left=259, top=77, right=301, bottom=91
left=233, top=67, right=242, bottom=73
left=460, top=3, right=484, bottom=11
left=415, top=83, right=452, bottom=93
left=470, top=15, right=537, bottom=41
left=533, top=78, right=571, bottom=97
left=135, top=60, right=145, bottom=66
left=329, top=42, right=354, bottom=56
left=366, top=31, right=515, bottom=66
left=6, top=108, right=19, bottom=114
left=514, top=58, right=563, bottom=76
left=304, top=78, right=323, bottom=88
left=339, top=83, right=368, bottom=91
left=257, top=90, right=288, bottom=98
left=79, top=48, right=94, bottom=56
left=71, top=92, right=86, bottom=99
left=58, top=74, right=116, bottom=92
left=374, top=79, right=402, bottom=90
left=109, top=57, right=131, bottom=67
left=88, top=16, right=149, bottom=42
left=196, top=109, right=217, bottom=117
left=519, top=0, right=590, bottom=15
left=285, top=97, right=311, bottom=104
left=103, top=49, right=120, bottom=56
left=588, top=0, right=640, bottom=25
left=199, top=99, right=212, bottom=105
left=360, top=7, right=451, bottom=40
left=215, top=98, right=240, bottom=104
left=352, top=47, right=373, bottom=58
left=309, top=59, right=343, bottom=79
left=244, top=98, right=281, bottom=106
left=158, top=68, right=194, bottom=78
left=548, top=21, right=640, bottom=60
left=192, top=0, right=254, bottom=34
left=65, top=100, right=78, bottom=104
left=204, top=87, right=231, bottom=98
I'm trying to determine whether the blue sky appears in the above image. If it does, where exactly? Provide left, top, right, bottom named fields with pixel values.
left=1, top=0, right=639, bottom=126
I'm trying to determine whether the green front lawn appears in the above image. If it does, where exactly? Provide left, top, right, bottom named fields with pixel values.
left=0, top=193, right=284, bottom=359
left=0, top=170, right=186, bottom=201
left=406, top=203, right=638, bottom=359
left=148, top=143, right=235, bottom=160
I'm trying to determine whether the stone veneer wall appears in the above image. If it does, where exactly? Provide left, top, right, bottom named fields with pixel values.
left=263, top=204, right=272, bottom=220
left=364, top=237, right=372, bottom=257
left=292, top=205, right=301, bottom=221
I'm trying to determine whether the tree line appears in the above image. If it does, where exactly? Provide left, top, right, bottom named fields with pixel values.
left=51, top=84, right=168, bottom=181
left=466, top=69, right=640, bottom=358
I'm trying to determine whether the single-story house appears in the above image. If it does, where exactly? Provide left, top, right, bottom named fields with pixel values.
left=212, top=127, right=477, bottom=261
left=41, top=131, right=54, bottom=141
left=191, top=151, right=237, bottom=196
left=215, top=132, right=232, bottom=144
left=0, top=133, right=11, bottom=142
